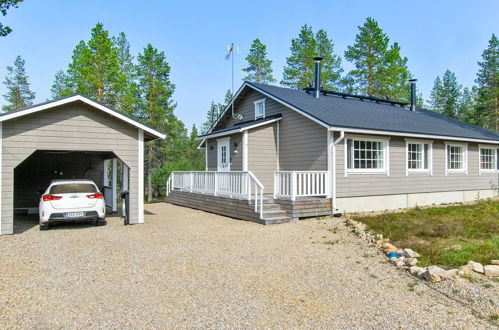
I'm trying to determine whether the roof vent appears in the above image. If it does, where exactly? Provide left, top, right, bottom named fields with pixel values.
left=313, top=56, right=323, bottom=98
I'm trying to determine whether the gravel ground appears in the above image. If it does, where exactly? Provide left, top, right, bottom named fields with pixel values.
left=0, top=203, right=497, bottom=329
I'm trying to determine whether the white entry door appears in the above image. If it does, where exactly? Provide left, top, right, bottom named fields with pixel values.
left=217, top=138, right=230, bottom=171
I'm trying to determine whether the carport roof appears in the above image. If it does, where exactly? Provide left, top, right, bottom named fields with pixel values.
left=0, top=94, right=166, bottom=140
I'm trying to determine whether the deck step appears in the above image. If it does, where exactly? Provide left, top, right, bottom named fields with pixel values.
left=261, top=215, right=292, bottom=224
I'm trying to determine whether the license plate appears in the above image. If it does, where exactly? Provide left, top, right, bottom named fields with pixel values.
left=64, top=212, right=85, bottom=218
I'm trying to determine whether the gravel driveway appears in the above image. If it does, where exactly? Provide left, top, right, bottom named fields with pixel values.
left=0, top=203, right=497, bottom=329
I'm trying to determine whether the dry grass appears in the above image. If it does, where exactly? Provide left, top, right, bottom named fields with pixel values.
left=352, top=199, right=499, bottom=267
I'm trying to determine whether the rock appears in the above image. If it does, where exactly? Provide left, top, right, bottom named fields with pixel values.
left=468, top=261, right=484, bottom=274
left=395, top=260, right=406, bottom=267
left=375, top=234, right=383, bottom=241
left=423, top=266, right=449, bottom=282
left=405, top=258, right=418, bottom=266
left=409, top=266, right=424, bottom=276
left=458, top=263, right=473, bottom=276
left=446, top=269, right=459, bottom=278
left=491, top=260, right=499, bottom=266
left=381, top=242, right=398, bottom=253
left=484, top=265, right=499, bottom=277
left=403, top=248, right=421, bottom=258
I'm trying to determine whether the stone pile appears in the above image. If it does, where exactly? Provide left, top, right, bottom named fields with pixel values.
left=345, top=218, right=499, bottom=283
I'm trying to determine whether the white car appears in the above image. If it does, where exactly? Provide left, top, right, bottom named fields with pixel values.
left=39, top=179, right=106, bottom=230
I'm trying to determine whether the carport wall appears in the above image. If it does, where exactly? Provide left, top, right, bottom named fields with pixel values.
left=0, top=102, right=145, bottom=235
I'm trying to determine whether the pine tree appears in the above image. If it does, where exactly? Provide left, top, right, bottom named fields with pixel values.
left=344, top=17, right=411, bottom=101
left=50, top=70, right=73, bottom=99
left=428, top=70, right=462, bottom=118
left=0, top=0, right=23, bottom=37
left=281, top=25, right=343, bottom=90
left=136, top=44, right=176, bottom=202
left=112, top=32, right=138, bottom=114
left=2, top=55, right=35, bottom=111
left=242, top=38, right=276, bottom=84
left=224, top=89, right=233, bottom=105
left=475, top=34, right=499, bottom=131
left=458, top=86, right=478, bottom=123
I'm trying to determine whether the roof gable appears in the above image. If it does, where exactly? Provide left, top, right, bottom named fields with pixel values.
left=0, top=94, right=165, bottom=140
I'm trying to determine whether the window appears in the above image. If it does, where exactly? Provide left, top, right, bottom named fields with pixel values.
left=406, top=141, right=431, bottom=173
left=445, top=143, right=467, bottom=174
left=479, top=147, right=498, bottom=171
left=254, top=99, right=265, bottom=119
left=221, top=145, right=227, bottom=164
left=346, top=138, right=388, bottom=173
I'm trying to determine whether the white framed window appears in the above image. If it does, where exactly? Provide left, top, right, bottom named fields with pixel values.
left=405, top=139, right=432, bottom=175
left=479, top=146, right=498, bottom=173
left=345, top=137, right=389, bottom=175
left=445, top=142, right=468, bottom=175
left=254, top=98, right=266, bottom=119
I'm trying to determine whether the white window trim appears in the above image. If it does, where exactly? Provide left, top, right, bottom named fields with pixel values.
left=405, top=139, right=433, bottom=176
left=445, top=142, right=468, bottom=176
left=344, top=136, right=390, bottom=176
left=478, top=145, right=499, bottom=175
left=254, top=98, right=266, bottom=120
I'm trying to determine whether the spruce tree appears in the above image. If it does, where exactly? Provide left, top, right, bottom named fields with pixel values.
left=475, top=34, right=499, bottom=131
left=344, top=17, right=411, bottom=101
left=2, top=55, right=35, bottom=111
left=428, top=70, right=461, bottom=118
left=242, top=38, right=276, bottom=84
left=282, top=25, right=343, bottom=90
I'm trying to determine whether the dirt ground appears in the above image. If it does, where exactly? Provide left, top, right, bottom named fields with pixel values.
left=0, top=203, right=497, bottom=329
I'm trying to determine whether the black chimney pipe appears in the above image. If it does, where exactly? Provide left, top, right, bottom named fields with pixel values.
left=408, top=79, right=417, bottom=111
left=313, top=56, right=323, bottom=98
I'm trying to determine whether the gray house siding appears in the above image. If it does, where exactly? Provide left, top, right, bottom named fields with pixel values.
left=1, top=103, right=141, bottom=234
left=206, top=133, right=242, bottom=171
left=248, top=123, right=278, bottom=191
left=335, top=133, right=499, bottom=198
left=279, top=108, right=327, bottom=171
left=208, top=89, right=328, bottom=176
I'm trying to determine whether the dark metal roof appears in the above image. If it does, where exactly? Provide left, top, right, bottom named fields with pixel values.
left=246, top=82, right=499, bottom=142
left=198, top=114, right=281, bottom=138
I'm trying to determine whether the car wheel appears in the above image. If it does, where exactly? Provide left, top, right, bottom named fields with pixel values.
left=97, top=219, right=107, bottom=226
left=40, top=223, right=49, bottom=231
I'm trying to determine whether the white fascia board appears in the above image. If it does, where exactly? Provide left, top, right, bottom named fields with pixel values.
left=329, top=126, right=499, bottom=145
left=0, top=95, right=166, bottom=140
left=196, top=118, right=281, bottom=140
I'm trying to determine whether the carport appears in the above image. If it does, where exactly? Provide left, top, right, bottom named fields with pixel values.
left=0, top=95, right=165, bottom=235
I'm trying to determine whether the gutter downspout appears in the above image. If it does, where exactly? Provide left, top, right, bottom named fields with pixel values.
left=330, top=130, right=345, bottom=216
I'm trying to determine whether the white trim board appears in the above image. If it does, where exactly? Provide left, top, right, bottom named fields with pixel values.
left=138, top=129, right=144, bottom=224
left=0, top=123, right=2, bottom=234
left=0, top=95, right=166, bottom=140
left=329, top=126, right=499, bottom=145
left=197, top=117, right=281, bottom=141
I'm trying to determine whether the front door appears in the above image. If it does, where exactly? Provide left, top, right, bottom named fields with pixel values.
left=217, top=138, right=230, bottom=171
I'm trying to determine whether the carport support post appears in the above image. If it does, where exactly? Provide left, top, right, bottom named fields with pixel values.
left=112, top=158, right=117, bottom=213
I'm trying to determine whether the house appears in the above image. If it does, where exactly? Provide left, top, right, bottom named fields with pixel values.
left=0, top=94, right=165, bottom=235
left=166, top=61, right=499, bottom=224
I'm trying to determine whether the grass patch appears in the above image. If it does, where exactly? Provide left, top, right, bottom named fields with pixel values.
left=352, top=199, right=499, bottom=267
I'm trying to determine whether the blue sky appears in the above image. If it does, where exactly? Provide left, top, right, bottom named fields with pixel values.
left=0, top=0, right=497, bottom=130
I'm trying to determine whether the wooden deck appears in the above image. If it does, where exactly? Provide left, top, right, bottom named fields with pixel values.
left=166, top=190, right=332, bottom=225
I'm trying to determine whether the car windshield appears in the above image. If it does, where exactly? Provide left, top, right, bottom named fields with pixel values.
left=50, top=183, right=97, bottom=194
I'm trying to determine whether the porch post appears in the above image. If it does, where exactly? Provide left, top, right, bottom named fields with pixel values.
left=112, top=158, right=117, bottom=213
left=242, top=130, right=248, bottom=171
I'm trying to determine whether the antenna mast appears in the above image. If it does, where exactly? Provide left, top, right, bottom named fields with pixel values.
left=225, top=43, right=242, bottom=120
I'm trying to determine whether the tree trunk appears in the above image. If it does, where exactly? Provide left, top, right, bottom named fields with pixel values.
left=147, top=158, right=153, bottom=203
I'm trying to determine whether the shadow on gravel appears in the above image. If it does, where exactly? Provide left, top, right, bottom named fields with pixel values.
left=13, top=214, right=38, bottom=234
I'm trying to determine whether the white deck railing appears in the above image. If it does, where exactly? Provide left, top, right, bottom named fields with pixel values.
left=166, top=171, right=264, bottom=218
left=274, top=171, right=329, bottom=200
